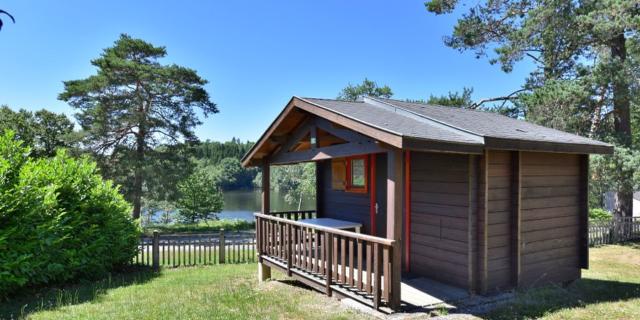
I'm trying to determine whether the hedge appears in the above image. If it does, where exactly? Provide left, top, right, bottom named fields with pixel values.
left=0, top=132, right=140, bottom=297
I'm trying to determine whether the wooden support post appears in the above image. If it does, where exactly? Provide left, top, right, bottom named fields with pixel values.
left=467, top=155, right=479, bottom=293
left=386, top=149, right=403, bottom=309
left=326, top=233, right=333, bottom=297
left=510, top=151, right=522, bottom=288
left=316, top=162, right=323, bottom=218
left=478, top=150, right=489, bottom=294
left=404, top=151, right=411, bottom=272
left=219, top=229, right=226, bottom=264
left=579, top=155, right=589, bottom=269
left=258, top=162, right=272, bottom=280
left=287, top=224, right=293, bottom=277
left=262, top=162, right=270, bottom=215
left=258, top=260, right=271, bottom=282
left=152, top=231, right=160, bottom=271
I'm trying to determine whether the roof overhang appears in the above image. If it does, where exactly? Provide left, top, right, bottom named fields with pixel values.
left=241, top=97, right=486, bottom=167
left=242, top=96, right=614, bottom=167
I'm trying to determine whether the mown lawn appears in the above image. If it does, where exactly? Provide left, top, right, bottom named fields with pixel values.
left=485, top=243, right=640, bottom=319
left=1, top=264, right=368, bottom=320
left=2, top=244, right=639, bottom=320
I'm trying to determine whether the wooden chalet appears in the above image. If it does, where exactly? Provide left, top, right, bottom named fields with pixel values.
left=241, top=96, right=613, bottom=311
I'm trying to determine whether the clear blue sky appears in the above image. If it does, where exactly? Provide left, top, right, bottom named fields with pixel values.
left=0, top=0, right=531, bottom=142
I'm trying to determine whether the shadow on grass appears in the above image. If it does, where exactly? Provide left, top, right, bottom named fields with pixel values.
left=276, top=279, right=315, bottom=291
left=483, top=278, right=640, bottom=320
left=0, top=265, right=159, bottom=319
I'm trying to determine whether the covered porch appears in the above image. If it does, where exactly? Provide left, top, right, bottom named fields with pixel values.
left=244, top=98, right=410, bottom=310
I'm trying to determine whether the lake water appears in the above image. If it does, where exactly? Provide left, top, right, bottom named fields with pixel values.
left=150, top=189, right=315, bottom=223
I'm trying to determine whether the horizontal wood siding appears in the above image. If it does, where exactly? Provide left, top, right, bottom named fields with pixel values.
left=486, top=150, right=513, bottom=290
left=410, top=152, right=470, bottom=288
left=321, top=160, right=371, bottom=232
left=520, top=152, right=581, bottom=287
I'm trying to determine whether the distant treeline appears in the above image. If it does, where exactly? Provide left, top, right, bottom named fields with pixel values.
left=193, top=138, right=254, bottom=164
left=191, top=139, right=258, bottom=191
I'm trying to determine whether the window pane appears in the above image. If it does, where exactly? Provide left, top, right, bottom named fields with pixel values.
left=351, top=158, right=365, bottom=187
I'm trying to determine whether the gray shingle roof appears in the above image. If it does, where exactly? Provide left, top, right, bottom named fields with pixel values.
left=300, top=96, right=612, bottom=153
left=300, top=98, right=483, bottom=146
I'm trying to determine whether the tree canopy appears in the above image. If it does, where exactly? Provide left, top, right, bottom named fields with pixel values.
left=0, top=106, right=75, bottom=157
left=425, top=0, right=640, bottom=216
left=337, top=78, right=393, bottom=101
left=176, top=172, right=224, bottom=223
left=59, top=34, right=217, bottom=218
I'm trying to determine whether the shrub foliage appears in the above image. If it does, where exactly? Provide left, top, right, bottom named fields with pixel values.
left=0, top=132, right=140, bottom=297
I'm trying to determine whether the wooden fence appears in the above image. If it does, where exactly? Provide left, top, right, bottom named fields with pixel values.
left=134, top=230, right=256, bottom=269
left=589, top=217, right=640, bottom=246
left=255, top=212, right=397, bottom=310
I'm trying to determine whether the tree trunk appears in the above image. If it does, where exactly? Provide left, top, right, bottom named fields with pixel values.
left=610, top=33, right=633, bottom=217
left=132, top=131, right=145, bottom=219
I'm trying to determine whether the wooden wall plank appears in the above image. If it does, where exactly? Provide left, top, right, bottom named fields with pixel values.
left=409, top=151, right=471, bottom=290
left=520, top=151, right=582, bottom=288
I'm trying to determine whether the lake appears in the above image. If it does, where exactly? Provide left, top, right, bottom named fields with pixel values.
left=149, top=189, right=316, bottom=223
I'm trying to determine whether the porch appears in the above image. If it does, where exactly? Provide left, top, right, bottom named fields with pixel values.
left=256, top=211, right=471, bottom=312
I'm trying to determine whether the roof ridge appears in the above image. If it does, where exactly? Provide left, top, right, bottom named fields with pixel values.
left=363, top=96, right=485, bottom=142
left=299, top=97, right=364, bottom=103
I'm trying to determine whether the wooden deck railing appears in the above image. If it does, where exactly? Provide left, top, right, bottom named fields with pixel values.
left=267, top=210, right=316, bottom=221
left=255, top=212, right=397, bottom=310
left=589, top=217, right=640, bottom=246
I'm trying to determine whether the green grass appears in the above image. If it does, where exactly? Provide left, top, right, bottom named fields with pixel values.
left=4, top=244, right=639, bottom=319
left=1, top=264, right=368, bottom=320
left=485, top=243, right=640, bottom=319
left=143, top=219, right=254, bottom=235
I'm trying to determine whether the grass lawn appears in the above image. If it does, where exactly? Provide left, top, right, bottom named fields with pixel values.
left=485, top=243, right=640, bottom=319
left=2, top=244, right=639, bottom=320
left=0, top=264, right=368, bottom=320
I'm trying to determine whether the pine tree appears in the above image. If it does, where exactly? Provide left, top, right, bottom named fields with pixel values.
left=59, top=34, right=217, bottom=219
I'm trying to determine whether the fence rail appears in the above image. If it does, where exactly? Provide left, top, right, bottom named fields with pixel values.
left=256, top=211, right=397, bottom=310
left=267, top=210, right=316, bottom=221
left=134, top=230, right=256, bottom=269
left=589, top=217, right=640, bottom=246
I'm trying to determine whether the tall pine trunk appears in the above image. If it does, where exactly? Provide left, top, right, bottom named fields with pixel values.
left=132, top=129, right=145, bottom=219
left=610, top=33, right=633, bottom=217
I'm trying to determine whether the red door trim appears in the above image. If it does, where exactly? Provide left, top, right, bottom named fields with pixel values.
left=404, top=151, right=411, bottom=272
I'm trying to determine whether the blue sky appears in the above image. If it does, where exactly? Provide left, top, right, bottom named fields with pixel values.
left=0, top=1, right=531, bottom=142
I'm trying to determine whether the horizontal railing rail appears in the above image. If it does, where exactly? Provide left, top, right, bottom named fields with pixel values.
left=589, top=217, right=640, bottom=246
left=267, top=210, right=316, bottom=221
left=255, top=212, right=396, bottom=310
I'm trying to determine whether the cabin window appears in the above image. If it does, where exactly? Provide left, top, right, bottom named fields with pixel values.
left=346, top=156, right=368, bottom=193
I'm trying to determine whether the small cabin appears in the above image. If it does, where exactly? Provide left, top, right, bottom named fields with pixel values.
left=242, top=96, right=612, bottom=311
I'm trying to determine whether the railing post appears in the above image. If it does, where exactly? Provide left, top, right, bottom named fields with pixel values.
left=219, top=229, right=226, bottom=264
left=373, top=243, right=381, bottom=310
left=256, top=217, right=262, bottom=262
left=287, top=223, right=293, bottom=276
left=326, top=233, right=333, bottom=297
left=152, top=231, right=160, bottom=271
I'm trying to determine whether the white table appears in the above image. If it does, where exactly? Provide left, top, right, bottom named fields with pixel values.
left=298, top=218, right=363, bottom=233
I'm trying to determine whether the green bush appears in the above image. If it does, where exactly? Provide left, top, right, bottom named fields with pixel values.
left=589, top=208, right=612, bottom=221
left=0, top=132, right=140, bottom=298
